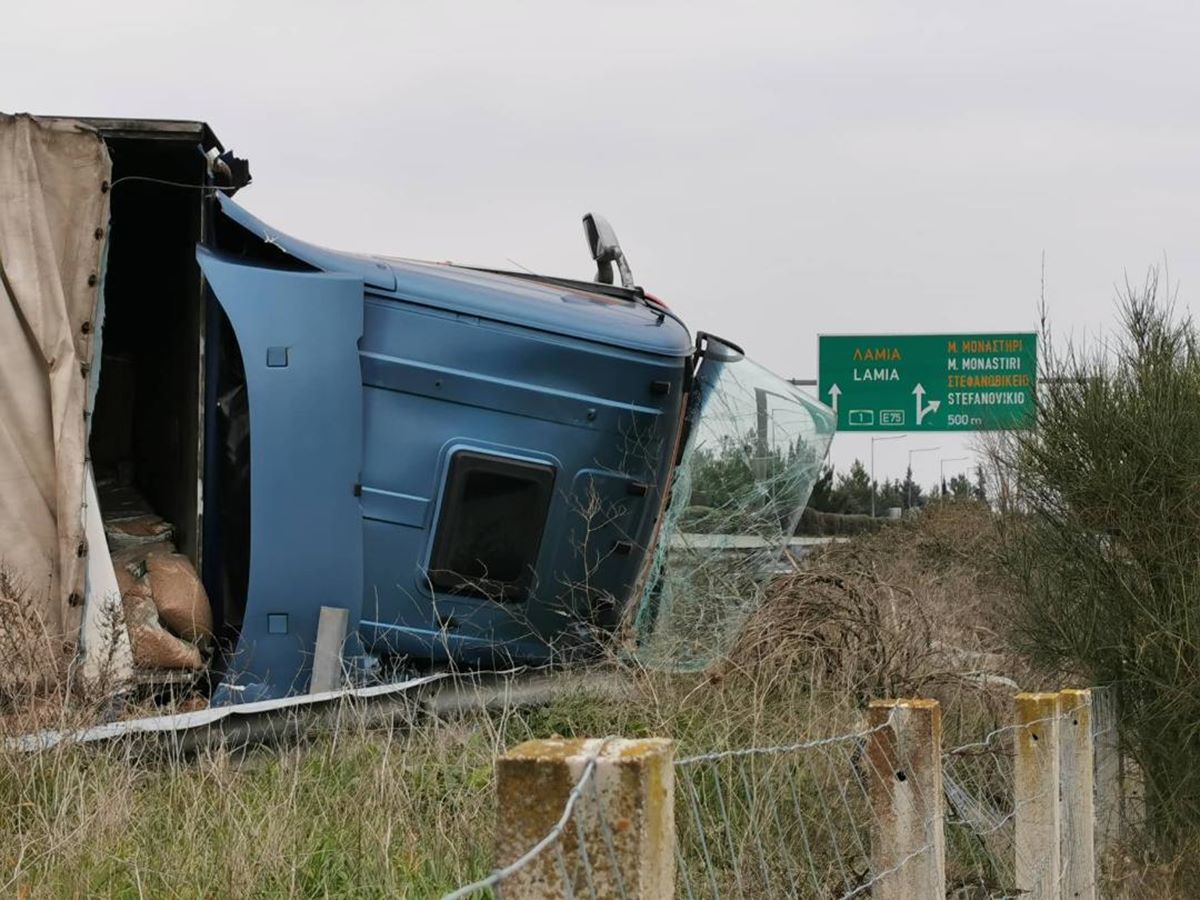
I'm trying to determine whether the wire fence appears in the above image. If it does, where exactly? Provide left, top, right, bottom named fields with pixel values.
left=941, top=687, right=1120, bottom=898
left=673, top=724, right=887, bottom=899
left=443, top=687, right=1125, bottom=899
left=943, top=714, right=1047, bottom=896
left=443, top=708, right=945, bottom=899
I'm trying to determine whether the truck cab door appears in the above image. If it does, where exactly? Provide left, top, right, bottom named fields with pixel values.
left=198, top=248, right=364, bottom=701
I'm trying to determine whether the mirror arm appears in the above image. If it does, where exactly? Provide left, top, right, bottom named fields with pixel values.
left=613, top=250, right=635, bottom=290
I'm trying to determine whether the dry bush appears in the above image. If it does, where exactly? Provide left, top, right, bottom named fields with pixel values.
left=721, top=501, right=1027, bottom=709
left=1101, top=841, right=1191, bottom=899
left=0, top=566, right=139, bottom=739
left=0, top=568, right=68, bottom=727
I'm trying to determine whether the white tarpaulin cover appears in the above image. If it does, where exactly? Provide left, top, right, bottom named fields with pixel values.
left=0, top=114, right=111, bottom=667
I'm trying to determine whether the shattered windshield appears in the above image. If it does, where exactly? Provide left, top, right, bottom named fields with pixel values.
left=631, top=353, right=836, bottom=670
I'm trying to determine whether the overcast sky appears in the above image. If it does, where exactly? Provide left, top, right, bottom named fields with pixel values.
left=6, top=1, right=1198, bottom=490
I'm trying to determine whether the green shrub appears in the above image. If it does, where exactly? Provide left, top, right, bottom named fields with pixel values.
left=997, top=272, right=1200, bottom=849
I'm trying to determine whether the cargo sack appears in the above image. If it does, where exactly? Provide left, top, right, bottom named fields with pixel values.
left=146, top=553, right=213, bottom=643
left=111, top=541, right=175, bottom=576
left=119, top=571, right=202, bottom=671
left=113, top=558, right=135, bottom=596
left=104, top=514, right=174, bottom=550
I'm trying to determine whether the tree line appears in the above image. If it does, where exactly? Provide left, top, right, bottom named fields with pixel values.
left=807, top=460, right=985, bottom=516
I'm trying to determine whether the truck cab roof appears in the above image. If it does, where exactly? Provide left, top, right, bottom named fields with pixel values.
left=216, top=194, right=693, bottom=358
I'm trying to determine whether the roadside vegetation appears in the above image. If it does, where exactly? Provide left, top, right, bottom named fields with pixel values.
left=991, top=272, right=1200, bottom=888
left=2, top=503, right=1017, bottom=899
left=0, top=669, right=868, bottom=897
left=2, top=496, right=1180, bottom=896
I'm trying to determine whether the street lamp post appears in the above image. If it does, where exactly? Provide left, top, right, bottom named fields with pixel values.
left=870, top=434, right=907, bottom=517
left=940, top=456, right=969, bottom=497
left=906, top=446, right=940, bottom=509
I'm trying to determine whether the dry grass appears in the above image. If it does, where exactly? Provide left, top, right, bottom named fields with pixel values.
left=0, top=570, right=57, bottom=707
left=0, top=666, right=877, bottom=899
left=0, top=568, right=84, bottom=735
left=0, top=503, right=1182, bottom=897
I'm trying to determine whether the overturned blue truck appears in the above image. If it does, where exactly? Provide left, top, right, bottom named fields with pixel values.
left=0, top=115, right=834, bottom=706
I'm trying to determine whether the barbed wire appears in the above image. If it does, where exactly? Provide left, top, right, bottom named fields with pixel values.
left=671, top=706, right=947, bottom=899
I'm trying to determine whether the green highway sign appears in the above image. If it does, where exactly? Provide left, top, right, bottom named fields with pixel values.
left=817, top=332, right=1037, bottom=432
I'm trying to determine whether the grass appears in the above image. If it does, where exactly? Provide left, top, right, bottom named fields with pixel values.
left=0, top=501, right=1173, bottom=898
left=1, top=666, right=882, bottom=898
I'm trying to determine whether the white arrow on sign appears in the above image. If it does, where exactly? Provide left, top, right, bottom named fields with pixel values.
left=827, top=383, right=841, bottom=414
left=913, top=383, right=941, bottom=425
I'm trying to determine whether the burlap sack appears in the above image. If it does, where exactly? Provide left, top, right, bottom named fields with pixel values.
left=119, top=572, right=202, bottom=670
left=146, top=553, right=213, bottom=643
left=112, top=541, right=175, bottom=579
left=105, top=514, right=174, bottom=550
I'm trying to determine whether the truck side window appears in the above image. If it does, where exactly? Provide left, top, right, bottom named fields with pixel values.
left=428, top=451, right=555, bottom=602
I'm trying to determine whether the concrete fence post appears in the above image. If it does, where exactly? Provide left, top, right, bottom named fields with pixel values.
left=1059, top=689, right=1096, bottom=900
left=494, top=737, right=674, bottom=899
left=1015, top=692, right=1063, bottom=900
left=866, top=698, right=946, bottom=900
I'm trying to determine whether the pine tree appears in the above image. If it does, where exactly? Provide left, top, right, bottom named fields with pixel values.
left=948, top=472, right=973, bottom=498
left=900, top=466, right=923, bottom=509
left=808, top=464, right=835, bottom=511
left=830, top=459, right=872, bottom=515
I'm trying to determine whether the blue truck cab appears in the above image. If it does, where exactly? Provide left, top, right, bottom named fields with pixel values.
left=201, top=197, right=693, bottom=699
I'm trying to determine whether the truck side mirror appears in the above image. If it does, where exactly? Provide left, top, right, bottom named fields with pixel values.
left=582, top=212, right=635, bottom=289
